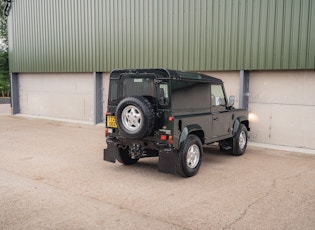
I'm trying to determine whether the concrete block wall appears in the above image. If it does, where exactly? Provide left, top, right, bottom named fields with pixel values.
left=13, top=70, right=315, bottom=150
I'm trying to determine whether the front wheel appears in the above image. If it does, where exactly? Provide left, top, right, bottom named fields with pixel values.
left=177, top=134, right=203, bottom=177
left=232, top=124, right=248, bottom=156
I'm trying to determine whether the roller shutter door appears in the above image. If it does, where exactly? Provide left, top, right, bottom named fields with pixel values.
left=19, top=73, right=94, bottom=122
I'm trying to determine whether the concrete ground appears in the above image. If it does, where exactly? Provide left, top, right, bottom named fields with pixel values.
left=1, top=105, right=315, bottom=229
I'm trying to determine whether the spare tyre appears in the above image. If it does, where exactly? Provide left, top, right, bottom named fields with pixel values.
left=116, top=96, right=156, bottom=139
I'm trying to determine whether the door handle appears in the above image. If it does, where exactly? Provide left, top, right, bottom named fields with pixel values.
left=213, top=117, right=218, bottom=121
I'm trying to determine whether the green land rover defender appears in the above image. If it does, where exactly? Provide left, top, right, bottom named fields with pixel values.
left=104, top=69, right=249, bottom=177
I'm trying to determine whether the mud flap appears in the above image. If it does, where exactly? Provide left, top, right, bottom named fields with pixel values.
left=233, top=139, right=238, bottom=155
left=103, top=141, right=118, bottom=163
left=158, top=148, right=177, bottom=175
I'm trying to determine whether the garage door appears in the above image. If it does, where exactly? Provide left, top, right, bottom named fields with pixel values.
left=249, top=70, right=315, bottom=149
left=19, top=73, right=94, bottom=123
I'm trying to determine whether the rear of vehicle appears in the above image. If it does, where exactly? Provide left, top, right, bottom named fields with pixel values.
left=104, top=69, right=176, bottom=170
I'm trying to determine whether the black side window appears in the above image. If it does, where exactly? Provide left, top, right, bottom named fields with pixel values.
left=109, top=82, right=118, bottom=103
left=158, top=83, right=169, bottom=105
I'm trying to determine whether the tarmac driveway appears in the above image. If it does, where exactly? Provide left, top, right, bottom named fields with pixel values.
left=1, top=111, right=315, bottom=229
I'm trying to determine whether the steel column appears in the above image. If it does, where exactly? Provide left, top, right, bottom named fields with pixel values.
left=94, top=72, right=103, bottom=124
left=239, top=70, right=250, bottom=110
left=10, top=73, right=20, bottom=114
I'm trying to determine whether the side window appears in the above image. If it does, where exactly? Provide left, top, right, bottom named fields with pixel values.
left=159, top=83, right=169, bottom=105
left=109, top=82, right=118, bottom=103
left=211, top=84, right=226, bottom=107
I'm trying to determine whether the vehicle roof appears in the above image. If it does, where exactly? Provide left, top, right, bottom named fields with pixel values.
left=110, top=68, right=223, bottom=83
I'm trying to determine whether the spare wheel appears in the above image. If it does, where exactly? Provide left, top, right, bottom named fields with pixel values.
left=116, top=96, right=156, bottom=139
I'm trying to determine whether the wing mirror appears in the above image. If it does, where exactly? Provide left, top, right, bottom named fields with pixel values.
left=229, top=96, right=235, bottom=107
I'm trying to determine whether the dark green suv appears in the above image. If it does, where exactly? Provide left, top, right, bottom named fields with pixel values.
left=104, top=69, right=250, bottom=177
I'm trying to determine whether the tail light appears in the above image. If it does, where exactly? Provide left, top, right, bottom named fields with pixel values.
left=160, top=135, right=167, bottom=141
left=159, top=114, right=174, bottom=144
left=160, top=134, right=173, bottom=144
left=168, top=135, right=173, bottom=144
left=105, top=128, right=113, bottom=137
left=105, top=111, right=112, bottom=137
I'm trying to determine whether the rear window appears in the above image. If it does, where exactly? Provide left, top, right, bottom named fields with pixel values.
left=123, top=77, right=155, bottom=97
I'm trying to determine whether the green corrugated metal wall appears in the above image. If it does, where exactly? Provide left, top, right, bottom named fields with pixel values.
left=8, top=0, right=315, bottom=72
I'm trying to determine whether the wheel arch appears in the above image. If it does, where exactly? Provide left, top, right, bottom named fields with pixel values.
left=178, top=124, right=204, bottom=149
left=233, top=116, right=250, bottom=135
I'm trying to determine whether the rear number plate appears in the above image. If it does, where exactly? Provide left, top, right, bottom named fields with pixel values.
left=107, top=116, right=117, bottom=128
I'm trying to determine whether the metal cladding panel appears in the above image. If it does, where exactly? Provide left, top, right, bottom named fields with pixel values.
left=8, top=0, right=315, bottom=72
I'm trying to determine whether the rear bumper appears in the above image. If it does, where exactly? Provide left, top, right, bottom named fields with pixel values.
left=103, top=137, right=178, bottom=175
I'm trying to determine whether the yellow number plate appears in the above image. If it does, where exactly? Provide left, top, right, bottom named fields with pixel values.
left=107, top=116, right=117, bottom=128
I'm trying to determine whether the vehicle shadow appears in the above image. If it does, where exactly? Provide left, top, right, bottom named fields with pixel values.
left=202, top=144, right=233, bottom=164
left=112, top=144, right=234, bottom=178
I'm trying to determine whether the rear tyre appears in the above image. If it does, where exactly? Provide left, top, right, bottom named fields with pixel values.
left=116, top=146, right=139, bottom=165
left=177, top=134, right=203, bottom=177
left=232, top=124, right=248, bottom=156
